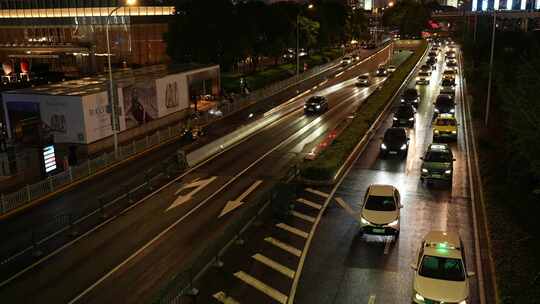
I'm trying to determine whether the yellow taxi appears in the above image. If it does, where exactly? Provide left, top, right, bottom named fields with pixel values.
left=433, top=114, right=458, bottom=141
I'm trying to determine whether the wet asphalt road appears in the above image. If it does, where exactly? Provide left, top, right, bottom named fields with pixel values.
left=0, top=46, right=398, bottom=303
left=295, top=46, right=481, bottom=304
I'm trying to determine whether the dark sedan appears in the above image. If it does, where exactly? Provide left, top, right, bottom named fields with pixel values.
left=380, top=127, right=409, bottom=158
left=393, top=104, right=416, bottom=128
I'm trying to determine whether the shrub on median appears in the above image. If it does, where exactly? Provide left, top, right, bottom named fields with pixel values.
left=300, top=41, right=428, bottom=182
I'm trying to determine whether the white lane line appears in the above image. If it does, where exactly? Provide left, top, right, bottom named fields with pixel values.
left=305, top=188, right=330, bottom=198
left=68, top=89, right=357, bottom=303
left=368, top=295, right=376, bottom=304
left=276, top=223, right=309, bottom=239
left=290, top=211, right=316, bottom=223
left=296, top=198, right=322, bottom=210
left=383, top=238, right=391, bottom=255
left=233, top=271, right=288, bottom=304
left=252, top=253, right=295, bottom=279
left=213, top=291, right=240, bottom=304
left=264, top=237, right=302, bottom=257
left=334, top=197, right=358, bottom=220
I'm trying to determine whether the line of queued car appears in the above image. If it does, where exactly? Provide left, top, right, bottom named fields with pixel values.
left=359, top=38, right=475, bottom=304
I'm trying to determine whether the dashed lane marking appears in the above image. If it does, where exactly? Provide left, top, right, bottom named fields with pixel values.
left=276, top=223, right=309, bottom=239
left=264, top=237, right=302, bottom=257
left=233, top=271, right=288, bottom=304
left=252, top=253, right=295, bottom=279
left=213, top=291, right=240, bottom=304
left=296, top=198, right=322, bottom=210
left=305, top=188, right=330, bottom=198
left=368, top=295, right=376, bottom=304
left=290, top=211, right=316, bottom=223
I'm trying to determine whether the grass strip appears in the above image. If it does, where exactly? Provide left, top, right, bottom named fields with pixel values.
left=300, top=41, right=427, bottom=181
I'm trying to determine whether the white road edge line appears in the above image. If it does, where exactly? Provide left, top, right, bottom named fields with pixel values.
left=287, top=42, right=427, bottom=304
left=66, top=74, right=368, bottom=303
left=459, top=49, right=490, bottom=304
left=234, top=271, right=288, bottom=304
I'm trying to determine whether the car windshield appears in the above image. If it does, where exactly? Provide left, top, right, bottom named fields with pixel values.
left=307, top=97, right=323, bottom=105
left=419, top=255, right=465, bottom=281
left=435, top=118, right=456, bottom=126
left=384, top=128, right=406, bottom=141
left=403, top=89, right=418, bottom=99
left=444, top=71, right=456, bottom=76
left=442, top=79, right=454, bottom=86
left=419, top=72, right=430, bottom=77
left=359, top=75, right=369, bottom=79
left=364, top=195, right=396, bottom=211
left=425, top=151, right=452, bottom=162
left=436, top=97, right=453, bottom=107
left=396, top=106, right=414, bottom=116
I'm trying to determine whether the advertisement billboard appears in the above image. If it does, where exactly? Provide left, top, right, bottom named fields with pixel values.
left=121, top=81, right=158, bottom=129
left=155, top=73, right=189, bottom=118
left=82, top=91, right=126, bottom=144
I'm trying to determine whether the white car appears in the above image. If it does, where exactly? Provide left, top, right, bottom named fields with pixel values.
left=356, top=74, right=371, bottom=86
left=359, top=184, right=402, bottom=237
left=341, top=56, right=352, bottom=65
left=442, top=69, right=457, bottom=81
left=411, top=231, right=475, bottom=304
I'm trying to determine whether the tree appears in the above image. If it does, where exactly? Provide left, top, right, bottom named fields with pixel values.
left=382, top=0, right=430, bottom=37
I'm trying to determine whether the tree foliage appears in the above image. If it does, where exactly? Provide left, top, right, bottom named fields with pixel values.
left=382, top=0, right=430, bottom=36
left=165, top=0, right=368, bottom=71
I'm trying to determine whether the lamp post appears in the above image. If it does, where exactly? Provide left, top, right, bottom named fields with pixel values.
left=485, top=10, right=496, bottom=127
left=106, top=0, right=137, bottom=159
left=297, top=4, right=314, bottom=77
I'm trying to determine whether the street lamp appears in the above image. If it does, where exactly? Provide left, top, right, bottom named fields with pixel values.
left=485, top=10, right=497, bottom=126
left=106, top=0, right=137, bottom=159
left=297, top=4, right=315, bottom=77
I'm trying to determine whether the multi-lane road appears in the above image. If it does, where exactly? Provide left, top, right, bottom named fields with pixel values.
left=295, top=46, right=483, bottom=303
left=0, top=43, right=399, bottom=303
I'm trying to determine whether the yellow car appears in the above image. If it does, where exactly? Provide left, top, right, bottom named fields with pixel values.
left=433, top=114, right=457, bottom=141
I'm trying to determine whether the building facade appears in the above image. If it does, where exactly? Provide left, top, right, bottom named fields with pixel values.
left=0, top=0, right=174, bottom=78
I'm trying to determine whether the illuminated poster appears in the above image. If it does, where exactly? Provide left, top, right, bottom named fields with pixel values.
left=43, top=145, right=57, bottom=173
left=122, top=82, right=158, bottom=129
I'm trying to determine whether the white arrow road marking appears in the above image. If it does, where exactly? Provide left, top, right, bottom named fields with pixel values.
left=166, top=176, right=217, bottom=212
left=368, top=295, right=376, bottom=304
left=218, top=180, right=263, bottom=218
left=334, top=197, right=360, bottom=221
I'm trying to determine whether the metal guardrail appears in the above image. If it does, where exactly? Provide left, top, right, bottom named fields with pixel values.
left=0, top=46, right=380, bottom=216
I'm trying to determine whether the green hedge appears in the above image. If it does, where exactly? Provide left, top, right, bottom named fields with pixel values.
left=300, top=41, right=428, bottom=181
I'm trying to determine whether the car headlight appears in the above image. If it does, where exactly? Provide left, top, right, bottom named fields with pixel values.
left=452, top=130, right=457, bottom=134
left=434, top=130, right=440, bottom=134
left=316, top=105, right=321, bottom=109
left=434, top=108, right=440, bottom=113
left=450, top=108, right=455, bottom=113
left=409, top=117, right=414, bottom=121
left=381, top=143, right=387, bottom=150
left=400, top=144, right=407, bottom=150
left=400, top=98, right=405, bottom=102
left=393, top=117, right=398, bottom=121
left=387, top=219, right=399, bottom=227
left=361, top=217, right=371, bottom=225
left=415, top=293, right=425, bottom=302
left=445, top=169, right=452, bottom=174
left=459, top=300, right=467, bottom=304
left=422, top=168, right=428, bottom=173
